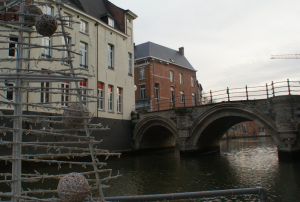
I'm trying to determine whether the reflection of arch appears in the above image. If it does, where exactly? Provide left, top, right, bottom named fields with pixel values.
left=189, top=103, right=279, bottom=150
left=133, top=115, right=179, bottom=149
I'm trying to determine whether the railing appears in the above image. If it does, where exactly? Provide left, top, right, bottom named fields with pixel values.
left=103, top=187, right=267, bottom=202
left=135, top=80, right=300, bottom=112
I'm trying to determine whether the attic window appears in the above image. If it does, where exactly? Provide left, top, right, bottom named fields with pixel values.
left=170, top=59, right=174, bottom=62
left=108, top=17, right=114, bottom=27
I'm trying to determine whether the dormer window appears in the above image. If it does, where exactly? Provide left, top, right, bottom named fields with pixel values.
left=108, top=17, right=114, bottom=27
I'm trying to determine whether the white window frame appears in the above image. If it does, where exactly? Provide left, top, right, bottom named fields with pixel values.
left=63, top=37, right=71, bottom=64
left=108, top=17, right=114, bottom=27
left=42, top=37, right=51, bottom=58
left=63, top=12, right=72, bottom=28
left=43, top=6, right=53, bottom=15
left=192, top=93, right=195, bottom=105
left=154, top=83, right=159, bottom=99
left=180, top=73, right=183, bottom=84
left=128, top=53, right=132, bottom=75
left=98, top=82, right=104, bottom=110
left=180, top=91, right=184, bottom=103
left=8, top=36, right=18, bottom=58
left=170, top=87, right=174, bottom=102
left=170, top=70, right=174, bottom=82
left=80, top=80, right=87, bottom=106
left=117, top=87, right=122, bottom=113
left=108, top=85, right=113, bottom=112
left=140, top=84, right=145, bottom=99
left=41, top=81, right=50, bottom=103
left=139, top=67, right=145, bottom=80
left=80, top=42, right=87, bottom=68
left=191, top=77, right=194, bottom=87
left=80, top=20, right=88, bottom=33
left=61, top=82, right=70, bottom=106
left=108, top=44, right=114, bottom=69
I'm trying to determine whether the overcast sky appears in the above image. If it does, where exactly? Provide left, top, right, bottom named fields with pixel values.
left=111, top=0, right=300, bottom=92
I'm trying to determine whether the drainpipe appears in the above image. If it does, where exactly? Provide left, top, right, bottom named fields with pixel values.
left=96, top=22, right=98, bottom=117
left=152, top=58, right=155, bottom=111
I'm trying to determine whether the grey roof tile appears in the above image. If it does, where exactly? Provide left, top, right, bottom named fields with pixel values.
left=134, top=42, right=195, bottom=71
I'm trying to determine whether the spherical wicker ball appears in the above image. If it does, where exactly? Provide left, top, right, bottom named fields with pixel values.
left=24, top=5, right=43, bottom=22
left=57, top=173, right=90, bottom=202
left=35, top=14, right=58, bottom=36
left=62, top=103, right=92, bottom=129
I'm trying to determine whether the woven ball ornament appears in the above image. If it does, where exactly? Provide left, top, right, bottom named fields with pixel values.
left=62, top=103, right=92, bottom=129
left=24, top=5, right=43, bottom=22
left=57, top=173, right=89, bottom=202
left=35, top=14, right=58, bottom=36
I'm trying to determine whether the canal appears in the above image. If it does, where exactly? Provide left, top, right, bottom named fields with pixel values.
left=1, top=137, right=299, bottom=201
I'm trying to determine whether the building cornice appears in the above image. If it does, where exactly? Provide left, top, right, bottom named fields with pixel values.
left=135, top=56, right=197, bottom=72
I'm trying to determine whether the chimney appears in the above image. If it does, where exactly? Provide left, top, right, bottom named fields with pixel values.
left=179, top=47, right=184, bottom=56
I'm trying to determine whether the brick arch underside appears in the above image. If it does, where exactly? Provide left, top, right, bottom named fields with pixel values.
left=189, top=105, right=279, bottom=151
left=134, top=116, right=178, bottom=150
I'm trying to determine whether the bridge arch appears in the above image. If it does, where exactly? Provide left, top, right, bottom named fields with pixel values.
left=133, top=115, right=179, bottom=149
left=189, top=103, right=279, bottom=151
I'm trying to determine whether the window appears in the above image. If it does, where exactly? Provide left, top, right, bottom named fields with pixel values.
left=140, top=84, right=145, bottom=99
left=80, top=42, right=87, bottom=68
left=259, top=127, right=265, bottom=132
left=63, top=12, right=72, bottom=28
left=128, top=53, right=132, bottom=75
left=41, top=74, right=50, bottom=103
left=80, top=79, right=87, bottom=106
left=170, top=87, right=174, bottom=101
left=108, top=44, right=114, bottom=69
left=98, top=82, right=104, bottom=110
left=180, top=73, right=183, bottom=84
left=117, top=87, right=122, bottom=113
left=42, top=37, right=51, bottom=58
left=63, top=37, right=71, bottom=64
left=139, top=67, right=145, bottom=80
left=108, top=85, right=113, bottom=111
left=80, top=20, right=88, bottom=33
left=170, top=70, right=174, bottom=82
left=108, top=17, right=114, bottom=27
left=191, top=77, right=194, bottom=87
left=6, top=83, right=14, bottom=100
left=154, top=83, right=159, bottom=99
left=61, top=82, right=69, bottom=106
left=8, top=36, right=18, bottom=57
left=43, top=6, right=53, bottom=15
left=192, top=93, right=195, bottom=105
left=180, top=91, right=184, bottom=103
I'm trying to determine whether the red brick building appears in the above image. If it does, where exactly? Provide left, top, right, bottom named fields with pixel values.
left=223, top=121, right=270, bottom=138
left=134, top=42, right=200, bottom=111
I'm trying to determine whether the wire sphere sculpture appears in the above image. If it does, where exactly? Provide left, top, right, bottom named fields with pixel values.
left=62, top=103, right=92, bottom=129
left=35, top=14, right=58, bottom=36
left=24, top=5, right=43, bottom=22
left=57, top=173, right=90, bottom=202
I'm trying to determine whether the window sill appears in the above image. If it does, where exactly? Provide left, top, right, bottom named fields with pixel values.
left=108, top=67, right=114, bottom=70
left=98, top=109, right=105, bottom=112
left=117, top=112, right=123, bottom=115
left=79, top=31, right=89, bottom=36
left=128, top=73, right=133, bottom=76
left=108, top=111, right=114, bottom=114
left=139, top=78, right=145, bottom=81
left=65, top=26, right=73, bottom=30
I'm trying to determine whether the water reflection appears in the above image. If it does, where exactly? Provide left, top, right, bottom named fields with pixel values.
left=1, top=137, right=299, bottom=202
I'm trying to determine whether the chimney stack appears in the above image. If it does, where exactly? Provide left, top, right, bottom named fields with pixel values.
left=179, top=47, right=184, bottom=56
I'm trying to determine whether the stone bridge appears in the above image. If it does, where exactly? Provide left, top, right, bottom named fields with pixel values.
left=133, top=95, right=300, bottom=155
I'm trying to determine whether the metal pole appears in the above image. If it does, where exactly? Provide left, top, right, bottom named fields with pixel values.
left=272, top=81, right=275, bottom=97
left=210, top=90, right=212, bottom=104
left=266, top=83, right=269, bottom=99
left=287, top=79, right=291, bottom=95
left=227, top=87, right=230, bottom=101
left=12, top=1, right=25, bottom=202
left=245, top=85, right=248, bottom=100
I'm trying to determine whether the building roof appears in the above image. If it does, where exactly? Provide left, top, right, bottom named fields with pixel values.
left=134, top=42, right=195, bottom=71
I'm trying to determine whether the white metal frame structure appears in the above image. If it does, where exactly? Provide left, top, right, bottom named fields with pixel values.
left=0, top=1, right=121, bottom=201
